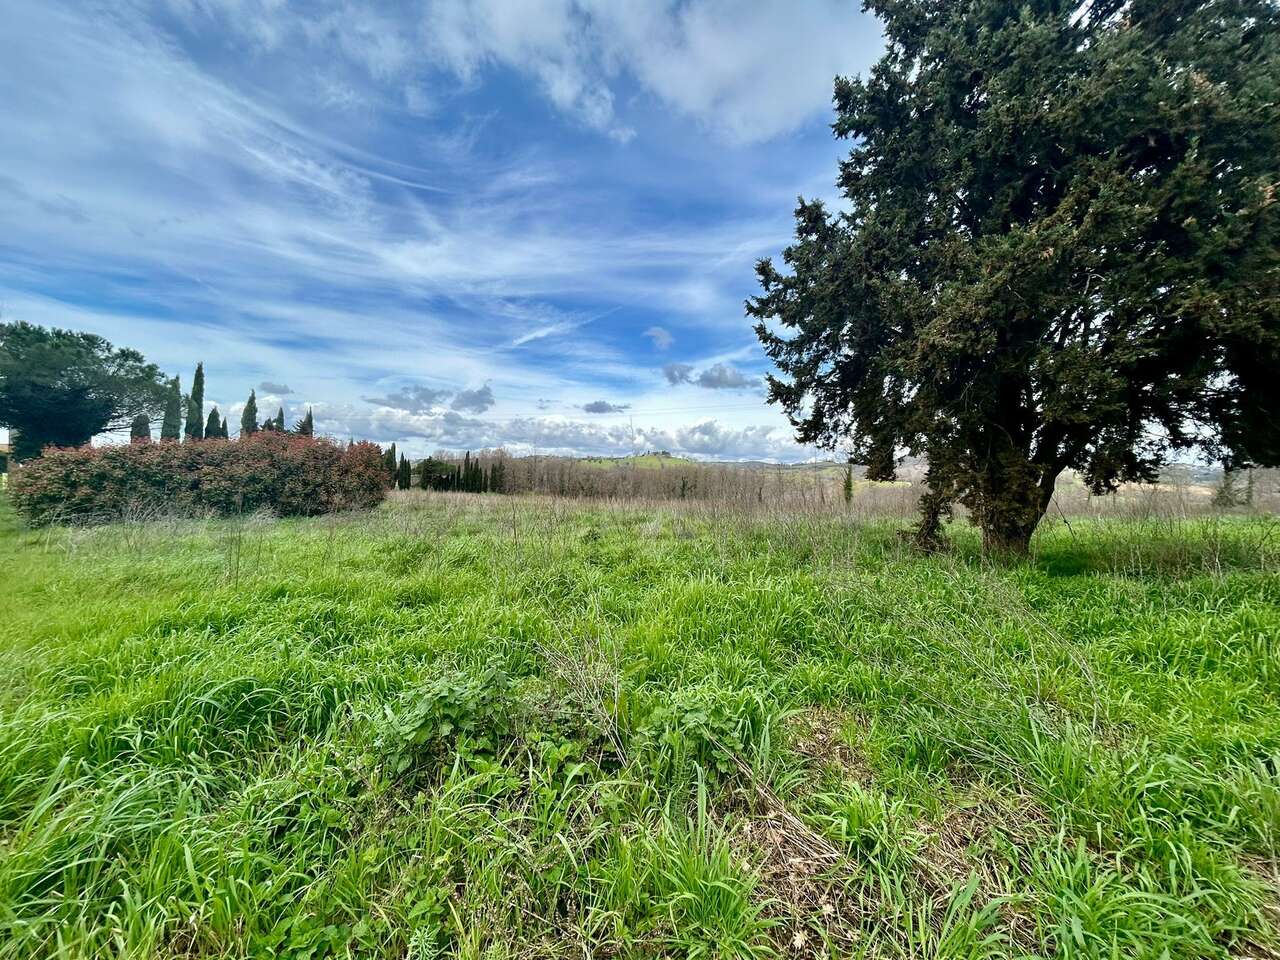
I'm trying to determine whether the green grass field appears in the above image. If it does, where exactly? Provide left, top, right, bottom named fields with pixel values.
left=1, top=493, right=1278, bottom=959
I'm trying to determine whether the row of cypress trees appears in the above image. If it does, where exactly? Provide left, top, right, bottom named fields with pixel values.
left=129, top=363, right=313, bottom=442
left=380, top=444, right=506, bottom=494
left=421, top=452, right=506, bottom=493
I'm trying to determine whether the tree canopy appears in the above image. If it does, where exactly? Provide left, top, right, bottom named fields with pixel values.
left=0, top=321, right=170, bottom=460
left=184, top=362, right=204, bottom=440
left=240, top=390, right=258, bottom=437
left=750, top=0, right=1280, bottom=553
left=160, top=377, right=182, bottom=442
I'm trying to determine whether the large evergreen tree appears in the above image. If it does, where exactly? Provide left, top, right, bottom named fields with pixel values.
left=396, top=453, right=412, bottom=490
left=384, top=442, right=397, bottom=482
left=184, top=362, right=204, bottom=440
left=750, top=0, right=1280, bottom=554
left=295, top=407, right=314, bottom=436
left=240, top=390, right=258, bottom=437
left=129, top=413, right=151, bottom=443
left=0, top=322, right=169, bottom=459
left=205, top=407, right=222, bottom=440
left=159, top=376, right=182, bottom=442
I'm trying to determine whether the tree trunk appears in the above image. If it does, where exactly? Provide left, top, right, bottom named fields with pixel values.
left=911, top=472, right=953, bottom=551
left=973, top=452, right=1060, bottom=557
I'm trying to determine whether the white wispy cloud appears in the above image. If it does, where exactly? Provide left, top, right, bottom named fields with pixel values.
left=0, top=0, right=880, bottom=461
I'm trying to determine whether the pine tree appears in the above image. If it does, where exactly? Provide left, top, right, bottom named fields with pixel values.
left=184, top=362, right=205, bottom=440
left=129, top=413, right=151, bottom=443
left=204, top=407, right=221, bottom=439
left=294, top=407, right=314, bottom=436
left=160, top=376, right=182, bottom=441
left=240, top=390, right=258, bottom=437
left=397, top=454, right=411, bottom=490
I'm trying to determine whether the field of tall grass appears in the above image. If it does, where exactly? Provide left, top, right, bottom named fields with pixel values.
left=1, top=492, right=1277, bottom=958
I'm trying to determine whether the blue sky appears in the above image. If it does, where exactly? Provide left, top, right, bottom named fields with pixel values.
left=1, top=0, right=884, bottom=460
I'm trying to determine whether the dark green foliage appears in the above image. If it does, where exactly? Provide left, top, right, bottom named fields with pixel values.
left=0, top=322, right=170, bottom=460
left=273, top=407, right=285, bottom=433
left=396, top=453, right=411, bottom=491
left=240, top=390, right=258, bottom=437
left=204, top=407, right=221, bottom=440
left=843, top=464, right=854, bottom=506
left=184, top=362, right=204, bottom=440
left=378, top=664, right=518, bottom=778
left=128, top=414, right=150, bottom=443
left=159, top=377, right=182, bottom=442
left=383, top=442, right=396, bottom=483
left=750, top=0, right=1280, bottom=554
left=294, top=407, right=313, bottom=437
left=414, top=452, right=506, bottom=494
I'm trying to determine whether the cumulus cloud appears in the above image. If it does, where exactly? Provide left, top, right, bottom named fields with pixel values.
left=663, top=361, right=756, bottom=389
left=643, top=325, right=673, bottom=350
left=363, top=384, right=453, bottom=413
left=663, top=362, right=695, bottom=384
left=311, top=402, right=804, bottom=460
left=695, top=362, right=754, bottom=389
left=257, top=381, right=293, bottom=394
left=582, top=400, right=630, bottom=413
left=451, top=384, right=496, bottom=413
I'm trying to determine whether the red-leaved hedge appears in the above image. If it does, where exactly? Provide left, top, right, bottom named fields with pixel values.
left=8, top=433, right=390, bottom=524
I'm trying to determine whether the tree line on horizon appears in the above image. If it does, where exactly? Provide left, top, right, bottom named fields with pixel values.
left=379, top=443, right=507, bottom=494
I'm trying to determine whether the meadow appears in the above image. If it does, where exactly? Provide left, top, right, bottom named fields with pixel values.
left=1, top=492, right=1278, bottom=958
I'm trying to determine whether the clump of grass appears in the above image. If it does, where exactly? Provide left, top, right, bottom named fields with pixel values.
left=0, top=496, right=1277, bottom=957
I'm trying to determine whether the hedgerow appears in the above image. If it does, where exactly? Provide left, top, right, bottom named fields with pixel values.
left=8, top=433, right=389, bottom=523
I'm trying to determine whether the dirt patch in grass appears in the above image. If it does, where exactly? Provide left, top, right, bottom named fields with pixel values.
left=725, top=788, right=867, bottom=956
left=1238, top=855, right=1280, bottom=960
left=787, top=706, right=874, bottom=785
left=915, top=788, right=1050, bottom=951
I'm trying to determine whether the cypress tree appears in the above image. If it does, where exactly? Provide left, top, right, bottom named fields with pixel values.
left=397, top=453, right=411, bottom=490
left=129, top=413, right=151, bottom=443
left=160, top=376, right=182, bottom=441
left=184, top=362, right=204, bottom=440
left=274, top=407, right=285, bottom=432
left=295, top=407, right=314, bottom=436
left=750, top=0, right=1280, bottom=554
left=204, top=407, right=221, bottom=439
left=240, top=390, right=258, bottom=437
left=384, top=443, right=397, bottom=482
